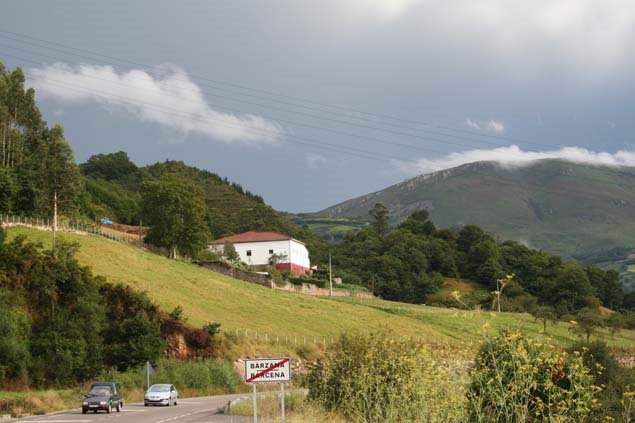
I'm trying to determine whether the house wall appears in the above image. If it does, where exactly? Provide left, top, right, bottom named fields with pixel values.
left=210, top=239, right=310, bottom=272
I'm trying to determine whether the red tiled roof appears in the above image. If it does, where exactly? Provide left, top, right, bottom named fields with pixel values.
left=210, top=231, right=293, bottom=245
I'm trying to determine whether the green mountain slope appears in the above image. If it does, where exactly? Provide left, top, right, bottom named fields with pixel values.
left=9, top=226, right=634, bottom=347
left=80, top=153, right=326, bottom=261
left=318, top=160, right=635, bottom=262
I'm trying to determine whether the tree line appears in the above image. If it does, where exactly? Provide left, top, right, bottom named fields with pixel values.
left=331, top=203, right=625, bottom=315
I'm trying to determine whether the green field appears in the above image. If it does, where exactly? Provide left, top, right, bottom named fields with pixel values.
left=7, top=226, right=635, bottom=349
left=286, top=215, right=367, bottom=242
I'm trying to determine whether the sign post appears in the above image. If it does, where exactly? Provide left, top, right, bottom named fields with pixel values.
left=244, top=358, right=291, bottom=423
left=252, top=384, right=257, bottom=423
left=280, top=382, right=285, bottom=422
left=141, top=361, right=154, bottom=391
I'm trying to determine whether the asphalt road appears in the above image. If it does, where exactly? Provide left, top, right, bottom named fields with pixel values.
left=11, top=395, right=252, bottom=423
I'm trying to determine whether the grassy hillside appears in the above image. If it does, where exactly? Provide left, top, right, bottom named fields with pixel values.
left=284, top=215, right=368, bottom=242
left=8, top=226, right=635, bottom=349
left=81, top=154, right=327, bottom=263
left=317, top=160, right=635, bottom=263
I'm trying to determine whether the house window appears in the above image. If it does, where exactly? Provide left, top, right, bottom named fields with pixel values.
left=246, top=250, right=252, bottom=257
left=269, top=249, right=274, bottom=254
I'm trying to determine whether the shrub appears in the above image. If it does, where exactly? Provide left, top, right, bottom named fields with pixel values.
left=468, top=330, right=599, bottom=422
left=101, top=358, right=239, bottom=392
left=568, top=341, right=635, bottom=421
left=288, top=276, right=305, bottom=286
left=307, top=331, right=464, bottom=422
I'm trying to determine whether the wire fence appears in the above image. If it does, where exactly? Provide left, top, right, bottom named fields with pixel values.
left=222, top=327, right=481, bottom=350
left=221, top=327, right=635, bottom=352
left=0, top=214, right=143, bottom=246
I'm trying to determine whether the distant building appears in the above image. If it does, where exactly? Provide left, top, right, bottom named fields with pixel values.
left=209, top=231, right=310, bottom=276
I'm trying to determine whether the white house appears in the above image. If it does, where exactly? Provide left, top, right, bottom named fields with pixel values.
left=209, top=231, right=310, bottom=276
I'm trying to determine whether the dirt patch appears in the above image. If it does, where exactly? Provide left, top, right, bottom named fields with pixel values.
left=101, top=222, right=144, bottom=235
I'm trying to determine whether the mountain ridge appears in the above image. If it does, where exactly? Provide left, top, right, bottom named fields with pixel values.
left=317, top=159, right=635, bottom=262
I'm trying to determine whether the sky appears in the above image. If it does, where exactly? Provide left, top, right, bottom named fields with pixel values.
left=2, top=0, right=635, bottom=212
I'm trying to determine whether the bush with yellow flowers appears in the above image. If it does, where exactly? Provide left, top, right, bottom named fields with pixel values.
left=467, top=330, right=599, bottom=422
left=306, top=331, right=465, bottom=423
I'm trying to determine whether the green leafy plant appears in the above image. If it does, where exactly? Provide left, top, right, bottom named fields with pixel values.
left=468, top=330, right=599, bottom=422
left=307, top=331, right=465, bottom=422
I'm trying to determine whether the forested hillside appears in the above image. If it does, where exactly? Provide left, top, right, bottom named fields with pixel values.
left=0, top=62, right=326, bottom=262
left=332, top=204, right=628, bottom=317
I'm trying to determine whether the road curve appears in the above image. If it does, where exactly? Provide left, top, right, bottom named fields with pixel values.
left=11, top=394, right=252, bottom=423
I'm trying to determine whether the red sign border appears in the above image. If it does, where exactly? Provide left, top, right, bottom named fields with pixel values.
left=244, top=357, right=291, bottom=383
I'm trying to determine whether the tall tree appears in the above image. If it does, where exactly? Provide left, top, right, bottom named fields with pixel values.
left=141, top=174, right=209, bottom=258
left=37, top=125, right=81, bottom=250
left=369, top=202, right=390, bottom=237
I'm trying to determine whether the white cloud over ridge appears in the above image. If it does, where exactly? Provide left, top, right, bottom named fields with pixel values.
left=28, top=63, right=284, bottom=144
left=398, top=145, right=635, bottom=175
left=466, top=119, right=505, bottom=134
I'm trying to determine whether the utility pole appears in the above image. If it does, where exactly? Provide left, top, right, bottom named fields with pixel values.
left=52, top=191, right=57, bottom=254
left=329, top=252, right=333, bottom=297
left=371, top=274, right=375, bottom=297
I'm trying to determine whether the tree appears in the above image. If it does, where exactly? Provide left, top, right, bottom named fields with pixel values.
left=141, top=174, right=209, bottom=259
left=0, top=168, right=16, bottom=213
left=531, top=305, right=557, bottom=333
left=37, top=125, right=81, bottom=251
left=399, top=209, right=435, bottom=235
left=223, top=241, right=239, bottom=263
left=107, top=315, right=163, bottom=371
left=203, top=322, right=222, bottom=336
left=570, top=307, right=604, bottom=342
left=369, top=203, right=389, bottom=237
left=552, top=261, right=596, bottom=312
left=80, top=151, right=138, bottom=181
left=606, top=312, right=624, bottom=339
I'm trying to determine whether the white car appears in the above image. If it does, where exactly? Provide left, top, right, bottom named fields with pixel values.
left=144, top=384, right=178, bottom=406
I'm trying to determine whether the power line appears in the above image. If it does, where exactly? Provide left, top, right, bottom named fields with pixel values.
left=22, top=73, right=420, bottom=164
left=0, top=40, right=526, bottom=153
left=2, top=50, right=634, bottom=205
left=0, top=49, right=463, bottom=156
left=0, top=28, right=561, bottom=150
left=22, top=72, right=635, bottom=207
left=1, top=51, right=629, bottom=204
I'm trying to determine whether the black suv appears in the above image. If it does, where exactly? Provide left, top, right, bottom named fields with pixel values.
left=82, top=381, right=123, bottom=414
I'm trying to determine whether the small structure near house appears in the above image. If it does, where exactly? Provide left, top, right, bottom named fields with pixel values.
left=209, top=231, right=310, bottom=276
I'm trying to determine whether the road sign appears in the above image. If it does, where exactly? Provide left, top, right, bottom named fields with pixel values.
left=142, top=361, right=154, bottom=390
left=244, top=358, right=291, bottom=383
left=141, top=361, right=154, bottom=376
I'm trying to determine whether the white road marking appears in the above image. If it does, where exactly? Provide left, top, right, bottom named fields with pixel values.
left=19, top=421, right=93, bottom=423
left=177, top=401, right=200, bottom=404
left=154, top=408, right=219, bottom=423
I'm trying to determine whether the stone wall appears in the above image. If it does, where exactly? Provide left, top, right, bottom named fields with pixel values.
left=274, top=282, right=375, bottom=299
left=198, top=261, right=274, bottom=288
left=198, top=261, right=374, bottom=298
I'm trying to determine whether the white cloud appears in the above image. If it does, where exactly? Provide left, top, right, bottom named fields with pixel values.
left=28, top=63, right=284, bottom=144
left=465, top=119, right=480, bottom=130
left=329, top=1, right=635, bottom=80
left=395, top=145, right=635, bottom=175
left=487, top=120, right=505, bottom=134
left=465, top=119, right=505, bottom=134
left=434, top=1, right=635, bottom=78
left=305, top=152, right=327, bottom=169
